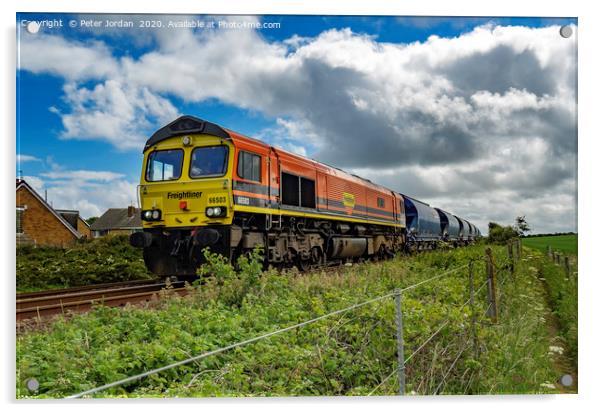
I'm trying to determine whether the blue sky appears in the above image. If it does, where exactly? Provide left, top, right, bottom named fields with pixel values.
left=16, top=13, right=577, bottom=233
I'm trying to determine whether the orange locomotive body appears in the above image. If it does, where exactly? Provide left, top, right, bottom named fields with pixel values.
left=131, top=116, right=406, bottom=276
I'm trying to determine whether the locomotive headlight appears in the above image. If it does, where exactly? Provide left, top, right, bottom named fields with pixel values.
left=142, top=209, right=162, bottom=221
left=182, top=135, right=192, bottom=146
left=206, top=206, right=224, bottom=217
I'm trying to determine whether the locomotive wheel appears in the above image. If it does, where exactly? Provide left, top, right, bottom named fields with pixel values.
left=297, top=256, right=311, bottom=272
left=297, top=246, right=324, bottom=271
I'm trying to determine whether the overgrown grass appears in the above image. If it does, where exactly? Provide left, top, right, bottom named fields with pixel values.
left=16, top=236, right=154, bottom=293
left=468, top=253, right=562, bottom=394
left=17, top=245, right=562, bottom=398
left=531, top=249, right=578, bottom=366
left=522, top=235, right=578, bottom=255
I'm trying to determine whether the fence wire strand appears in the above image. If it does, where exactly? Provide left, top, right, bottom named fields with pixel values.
left=403, top=319, right=450, bottom=365
left=368, top=274, right=488, bottom=397
left=367, top=368, right=398, bottom=396
left=402, top=277, right=487, bottom=369
left=433, top=342, right=470, bottom=394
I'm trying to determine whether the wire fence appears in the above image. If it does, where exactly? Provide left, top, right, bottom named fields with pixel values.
left=545, top=244, right=576, bottom=279
left=66, top=244, right=520, bottom=399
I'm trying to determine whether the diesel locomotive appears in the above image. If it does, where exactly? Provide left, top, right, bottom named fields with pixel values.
left=130, top=115, right=480, bottom=276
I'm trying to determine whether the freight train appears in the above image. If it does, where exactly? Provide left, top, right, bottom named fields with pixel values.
left=130, top=116, right=481, bottom=276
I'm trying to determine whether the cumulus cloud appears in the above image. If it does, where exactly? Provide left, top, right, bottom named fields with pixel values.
left=26, top=167, right=137, bottom=218
left=56, top=80, right=179, bottom=149
left=18, top=21, right=577, bottom=233
left=19, top=33, right=118, bottom=80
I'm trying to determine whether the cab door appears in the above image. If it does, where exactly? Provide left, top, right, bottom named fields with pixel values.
left=268, top=147, right=280, bottom=208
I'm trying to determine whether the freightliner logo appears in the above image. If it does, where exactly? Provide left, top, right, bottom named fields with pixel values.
left=167, top=191, right=202, bottom=200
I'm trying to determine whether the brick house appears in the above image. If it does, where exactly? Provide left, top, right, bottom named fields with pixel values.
left=90, top=206, right=142, bottom=238
left=16, top=179, right=89, bottom=247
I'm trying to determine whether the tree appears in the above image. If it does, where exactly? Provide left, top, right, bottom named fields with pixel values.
left=515, top=216, right=531, bottom=237
left=86, top=216, right=99, bottom=225
left=487, top=221, right=518, bottom=244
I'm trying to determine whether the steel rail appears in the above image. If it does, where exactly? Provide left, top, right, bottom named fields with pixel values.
left=16, top=279, right=158, bottom=300
left=17, top=283, right=186, bottom=321
left=17, top=282, right=184, bottom=310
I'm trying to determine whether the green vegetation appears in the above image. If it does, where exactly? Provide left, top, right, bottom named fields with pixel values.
left=522, top=235, right=578, bottom=255
left=486, top=222, right=518, bottom=244
left=17, top=245, right=566, bottom=398
left=16, top=235, right=154, bottom=293
left=526, top=246, right=578, bottom=366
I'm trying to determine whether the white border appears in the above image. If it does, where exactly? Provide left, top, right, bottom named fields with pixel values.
left=3, top=1, right=599, bottom=411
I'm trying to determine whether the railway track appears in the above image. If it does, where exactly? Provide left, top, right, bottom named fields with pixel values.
left=16, top=279, right=188, bottom=321
left=15, top=260, right=386, bottom=323
left=16, top=279, right=159, bottom=300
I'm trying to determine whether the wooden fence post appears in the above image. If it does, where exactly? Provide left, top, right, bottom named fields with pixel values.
left=507, top=241, right=514, bottom=274
left=547, top=245, right=552, bottom=259
left=468, top=261, right=479, bottom=359
left=485, top=248, right=498, bottom=323
left=564, top=256, right=570, bottom=277
left=517, top=239, right=522, bottom=259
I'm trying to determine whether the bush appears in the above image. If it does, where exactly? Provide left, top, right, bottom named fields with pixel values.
left=487, top=222, right=518, bottom=245
left=196, top=247, right=264, bottom=307
left=16, top=235, right=154, bottom=292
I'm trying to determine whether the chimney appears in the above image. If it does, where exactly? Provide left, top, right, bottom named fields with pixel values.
left=127, top=205, right=135, bottom=217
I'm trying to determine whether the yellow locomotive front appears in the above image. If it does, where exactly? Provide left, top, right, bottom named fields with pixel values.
left=130, top=116, right=237, bottom=277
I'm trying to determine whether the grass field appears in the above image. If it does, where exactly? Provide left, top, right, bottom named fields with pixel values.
left=522, top=235, right=578, bottom=255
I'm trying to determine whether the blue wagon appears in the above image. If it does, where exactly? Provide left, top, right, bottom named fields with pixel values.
left=435, top=208, right=461, bottom=240
left=455, top=216, right=475, bottom=242
left=402, top=195, right=441, bottom=243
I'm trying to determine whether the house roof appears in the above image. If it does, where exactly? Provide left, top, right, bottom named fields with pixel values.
left=16, top=179, right=82, bottom=239
left=56, top=209, right=80, bottom=232
left=90, top=208, right=142, bottom=230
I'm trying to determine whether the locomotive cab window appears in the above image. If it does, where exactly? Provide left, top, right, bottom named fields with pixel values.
left=237, top=151, right=261, bottom=182
left=377, top=197, right=385, bottom=208
left=146, top=149, right=183, bottom=182
left=190, top=146, right=229, bottom=178
left=281, top=172, right=316, bottom=209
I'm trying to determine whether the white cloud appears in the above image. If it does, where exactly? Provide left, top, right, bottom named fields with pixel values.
left=25, top=168, right=137, bottom=219
left=57, top=80, right=179, bottom=150
left=19, top=33, right=118, bottom=80
left=43, top=178, right=138, bottom=219
left=40, top=169, right=125, bottom=182
left=17, top=154, right=41, bottom=163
